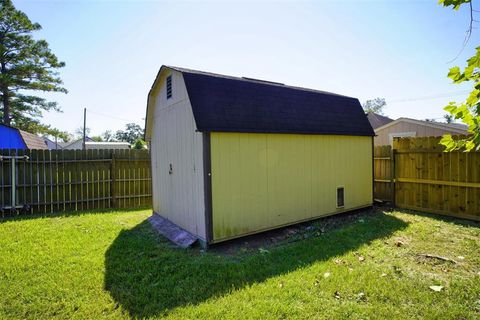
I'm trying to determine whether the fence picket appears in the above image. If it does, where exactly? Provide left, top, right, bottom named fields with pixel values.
left=0, top=149, right=151, bottom=215
left=374, top=136, right=480, bottom=221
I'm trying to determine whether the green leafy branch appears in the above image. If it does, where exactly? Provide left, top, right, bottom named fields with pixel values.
left=439, top=0, right=480, bottom=151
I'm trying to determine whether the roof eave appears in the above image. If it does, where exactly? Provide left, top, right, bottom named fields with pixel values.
left=145, top=65, right=177, bottom=141
left=197, top=128, right=375, bottom=137
left=375, top=117, right=469, bottom=135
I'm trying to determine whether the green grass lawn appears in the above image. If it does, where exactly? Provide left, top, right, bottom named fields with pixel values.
left=0, top=208, right=479, bottom=319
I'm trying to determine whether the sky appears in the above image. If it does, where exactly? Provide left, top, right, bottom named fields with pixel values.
left=15, top=0, right=478, bottom=137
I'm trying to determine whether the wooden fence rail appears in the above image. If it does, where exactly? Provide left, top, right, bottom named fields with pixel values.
left=374, top=136, right=480, bottom=221
left=374, top=145, right=394, bottom=202
left=0, top=149, right=151, bottom=215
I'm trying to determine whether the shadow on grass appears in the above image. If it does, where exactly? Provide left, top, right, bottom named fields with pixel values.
left=0, top=206, right=151, bottom=224
left=397, top=208, right=480, bottom=228
left=104, top=211, right=408, bottom=318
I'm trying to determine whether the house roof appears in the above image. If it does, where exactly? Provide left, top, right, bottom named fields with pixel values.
left=60, top=136, right=94, bottom=149
left=85, top=142, right=130, bottom=146
left=375, top=117, right=469, bottom=135
left=60, top=139, right=131, bottom=150
left=366, top=112, right=394, bottom=129
left=43, top=137, right=63, bottom=150
left=18, top=130, right=48, bottom=150
left=84, top=142, right=130, bottom=150
left=146, top=66, right=375, bottom=137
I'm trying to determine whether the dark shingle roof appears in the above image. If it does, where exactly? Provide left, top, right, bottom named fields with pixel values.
left=367, top=112, right=394, bottom=129
left=169, top=66, right=375, bottom=136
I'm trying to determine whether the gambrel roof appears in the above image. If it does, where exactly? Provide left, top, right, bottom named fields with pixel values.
left=146, top=66, right=375, bottom=138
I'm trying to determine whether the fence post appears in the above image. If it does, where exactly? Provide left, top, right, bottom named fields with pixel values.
left=111, top=151, right=116, bottom=208
left=390, top=147, right=396, bottom=206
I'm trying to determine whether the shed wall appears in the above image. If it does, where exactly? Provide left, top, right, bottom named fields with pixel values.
left=210, top=133, right=373, bottom=242
left=374, top=121, right=464, bottom=146
left=150, top=70, right=206, bottom=240
left=0, top=125, right=26, bottom=149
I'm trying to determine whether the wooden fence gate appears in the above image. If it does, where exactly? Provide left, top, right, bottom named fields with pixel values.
left=374, top=136, right=480, bottom=221
left=0, top=149, right=151, bottom=215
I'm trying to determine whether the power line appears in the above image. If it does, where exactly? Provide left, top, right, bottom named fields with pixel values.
left=86, top=109, right=142, bottom=123
left=388, top=90, right=470, bottom=103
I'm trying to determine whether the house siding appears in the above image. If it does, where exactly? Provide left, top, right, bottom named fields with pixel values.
left=210, top=133, right=373, bottom=242
left=375, top=121, right=467, bottom=146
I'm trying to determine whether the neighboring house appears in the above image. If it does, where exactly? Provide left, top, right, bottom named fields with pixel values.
left=84, top=142, right=130, bottom=150
left=44, top=136, right=63, bottom=150
left=60, top=137, right=94, bottom=150
left=0, top=123, right=47, bottom=150
left=366, top=112, right=394, bottom=129
left=374, top=117, right=469, bottom=146
left=145, top=65, right=375, bottom=246
left=61, top=137, right=131, bottom=150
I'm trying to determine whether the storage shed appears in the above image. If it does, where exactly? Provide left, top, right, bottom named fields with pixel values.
left=145, top=66, right=375, bottom=245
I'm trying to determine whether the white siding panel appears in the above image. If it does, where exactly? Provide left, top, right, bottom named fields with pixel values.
left=149, top=70, right=206, bottom=240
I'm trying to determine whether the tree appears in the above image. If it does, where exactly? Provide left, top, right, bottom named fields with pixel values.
left=74, top=126, right=90, bottom=139
left=46, top=127, right=70, bottom=143
left=439, top=0, right=480, bottom=151
left=115, top=123, right=144, bottom=144
left=0, top=0, right=67, bottom=136
left=444, top=114, right=454, bottom=123
left=362, top=98, right=387, bottom=115
left=132, top=138, right=147, bottom=149
left=102, top=130, right=116, bottom=142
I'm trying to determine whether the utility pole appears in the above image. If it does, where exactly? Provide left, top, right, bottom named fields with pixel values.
left=82, top=107, right=87, bottom=150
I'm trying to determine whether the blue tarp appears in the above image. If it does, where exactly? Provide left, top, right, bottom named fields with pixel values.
left=0, top=124, right=27, bottom=149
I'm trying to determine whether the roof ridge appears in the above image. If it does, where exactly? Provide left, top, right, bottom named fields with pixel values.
left=164, top=65, right=353, bottom=99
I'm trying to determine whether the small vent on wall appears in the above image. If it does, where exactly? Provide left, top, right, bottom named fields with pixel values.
left=337, top=187, right=345, bottom=208
left=166, top=75, right=172, bottom=99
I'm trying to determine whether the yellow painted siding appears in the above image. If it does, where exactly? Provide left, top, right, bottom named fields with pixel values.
left=210, top=133, right=373, bottom=241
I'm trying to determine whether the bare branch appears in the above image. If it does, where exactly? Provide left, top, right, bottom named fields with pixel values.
left=418, top=253, right=458, bottom=264
left=447, top=0, right=475, bottom=63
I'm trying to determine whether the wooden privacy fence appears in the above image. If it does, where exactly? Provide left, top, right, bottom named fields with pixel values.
left=0, top=149, right=151, bottom=215
left=374, top=136, right=480, bottom=221
left=374, top=145, right=394, bottom=202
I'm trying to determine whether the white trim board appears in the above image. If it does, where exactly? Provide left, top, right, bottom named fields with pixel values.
left=388, top=131, right=416, bottom=145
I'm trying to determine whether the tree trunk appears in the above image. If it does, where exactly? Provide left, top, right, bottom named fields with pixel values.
left=1, top=88, right=10, bottom=125
left=0, top=59, right=10, bottom=125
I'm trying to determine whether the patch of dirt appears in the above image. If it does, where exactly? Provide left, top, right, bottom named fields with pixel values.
left=207, top=206, right=386, bottom=255
left=391, top=236, right=411, bottom=248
